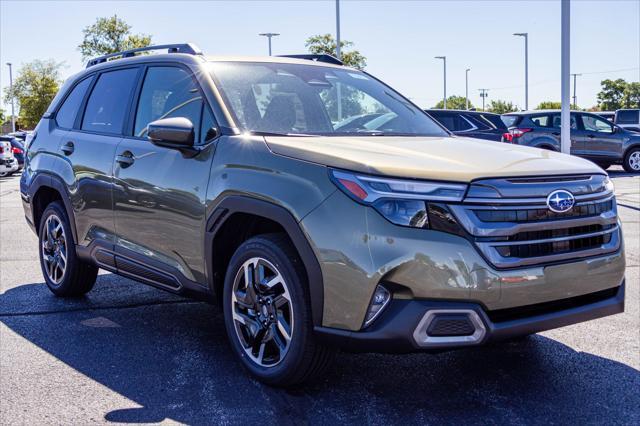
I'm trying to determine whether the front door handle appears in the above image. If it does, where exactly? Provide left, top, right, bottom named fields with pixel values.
left=61, top=141, right=74, bottom=155
left=116, top=151, right=135, bottom=167
left=587, top=134, right=596, bottom=138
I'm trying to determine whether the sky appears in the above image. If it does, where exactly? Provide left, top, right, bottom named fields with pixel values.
left=1, top=0, right=639, bottom=114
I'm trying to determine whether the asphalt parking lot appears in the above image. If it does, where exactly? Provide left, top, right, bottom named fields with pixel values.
left=1, top=168, right=638, bottom=425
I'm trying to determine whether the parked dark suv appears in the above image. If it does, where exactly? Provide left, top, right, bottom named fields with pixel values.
left=426, top=109, right=507, bottom=141
left=502, top=110, right=640, bottom=172
left=21, top=44, right=626, bottom=386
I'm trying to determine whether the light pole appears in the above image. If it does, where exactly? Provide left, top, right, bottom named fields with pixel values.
left=465, top=68, right=470, bottom=110
left=479, top=89, right=489, bottom=111
left=513, top=32, right=528, bottom=110
left=560, top=0, right=571, bottom=154
left=570, top=73, right=581, bottom=108
left=335, top=0, right=341, bottom=60
left=6, top=62, right=15, bottom=133
left=258, top=33, right=280, bottom=56
left=435, top=56, right=447, bottom=109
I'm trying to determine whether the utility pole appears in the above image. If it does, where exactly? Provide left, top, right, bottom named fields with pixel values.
left=513, top=33, right=529, bottom=110
left=570, top=73, right=581, bottom=108
left=6, top=62, right=15, bottom=133
left=465, top=68, right=470, bottom=110
left=435, top=56, right=447, bottom=109
left=561, top=0, right=571, bottom=155
left=258, top=33, right=280, bottom=56
left=479, top=89, right=489, bottom=111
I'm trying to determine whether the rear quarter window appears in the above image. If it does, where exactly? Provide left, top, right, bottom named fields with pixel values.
left=55, top=77, right=93, bottom=129
left=501, top=115, right=520, bottom=127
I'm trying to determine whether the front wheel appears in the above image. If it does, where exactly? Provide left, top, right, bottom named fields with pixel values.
left=623, top=147, right=640, bottom=173
left=223, top=234, right=334, bottom=387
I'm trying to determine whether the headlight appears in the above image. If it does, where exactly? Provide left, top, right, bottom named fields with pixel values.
left=330, top=169, right=468, bottom=230
left=603, top=176, right=614, bottom=192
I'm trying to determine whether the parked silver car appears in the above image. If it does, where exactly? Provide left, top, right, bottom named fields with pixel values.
left=502, top=110, right=640, bottom=173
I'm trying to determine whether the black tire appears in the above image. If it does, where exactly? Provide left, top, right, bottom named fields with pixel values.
left=596, top=162, right=612, bottom=170
left=38, top=201, right=98, bottom=297
left=223, top=233, right=334, bottom=387
left=622, top=147, right=640, bottom=173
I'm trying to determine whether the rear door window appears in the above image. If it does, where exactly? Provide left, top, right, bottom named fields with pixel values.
left=81, top=68, right=139, bottom=135
left=616, top=110, right=639, bottom=124
left=529, top=114, right=552, bottom=127
left=550, top=113, right=577, bottom=129
left=56, top=77, right=92, bottom=129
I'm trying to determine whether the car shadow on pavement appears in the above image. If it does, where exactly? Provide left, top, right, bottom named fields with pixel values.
left=1, top=277, right=639, bottom=424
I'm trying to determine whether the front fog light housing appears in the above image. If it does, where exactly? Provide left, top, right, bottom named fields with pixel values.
left=364, top=284, right=391, bottom=327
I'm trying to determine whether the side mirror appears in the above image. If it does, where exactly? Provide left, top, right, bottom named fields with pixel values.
left=147, top=117, right=195, bottom=148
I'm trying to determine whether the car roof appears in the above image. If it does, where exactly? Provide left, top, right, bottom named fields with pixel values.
left=425, top=109, right=501, bottom=116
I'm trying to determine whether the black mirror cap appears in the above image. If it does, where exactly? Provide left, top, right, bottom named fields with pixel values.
left=147, top=117, right=195, bottom=147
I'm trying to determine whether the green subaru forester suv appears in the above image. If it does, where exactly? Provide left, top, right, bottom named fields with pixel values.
left=21, top=44, right=625, bottom=386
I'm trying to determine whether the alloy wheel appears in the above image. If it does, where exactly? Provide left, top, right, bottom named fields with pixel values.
left=231, top=257, right=293, bottom=367
left=628, top=151, right=640, bottom=171
left=41, top=214, right=67, bottom=284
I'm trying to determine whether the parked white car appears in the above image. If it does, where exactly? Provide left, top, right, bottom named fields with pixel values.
left=0, top=140, right=19, bottom=177
left=615, top=109, right=640, bottom=133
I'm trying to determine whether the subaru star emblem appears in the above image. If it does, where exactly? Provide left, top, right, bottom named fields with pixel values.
left=547, top=190, right=575, bottom=213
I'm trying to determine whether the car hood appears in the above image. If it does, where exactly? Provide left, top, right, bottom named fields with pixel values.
left=264, top=135, right=603, bottom=182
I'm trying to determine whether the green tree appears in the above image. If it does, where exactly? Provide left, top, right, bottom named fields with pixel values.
left=0, top=107, right=5, bottom=124
left=622, top=82, right=640, bottom=108
left=78, top=15, right=152, bottom=61
left=433, top=95, right=473, bottom=110
left=535, top=101, right=579, bottom=110
left=305, top=34, right=367, bottom=69
left=597, top=78, right=627, bottom=110
left=487, top=100, right=517, bottom=114
left=3, top=59, right=63, bottom=128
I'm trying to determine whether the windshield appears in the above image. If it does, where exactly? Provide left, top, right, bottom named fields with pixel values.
left=209, top=62, right=448, bottom=137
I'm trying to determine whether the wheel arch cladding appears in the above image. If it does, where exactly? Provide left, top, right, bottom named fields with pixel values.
left=29, top=173, right=79, bottom=244
left=205, top=195, right=324, bottom=326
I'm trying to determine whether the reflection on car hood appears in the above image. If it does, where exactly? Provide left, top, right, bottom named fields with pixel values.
left=264, top=135, right=603, bottom=182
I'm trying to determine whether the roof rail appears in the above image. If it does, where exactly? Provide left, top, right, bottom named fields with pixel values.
left=278, top=54, right=343, bottom=66
left=86, top=43, right=203, bottom=68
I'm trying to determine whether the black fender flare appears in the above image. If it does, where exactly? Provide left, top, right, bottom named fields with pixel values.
left=205, top=195, right=324, bottom=326
left=27, top=172, right=79, bottom=245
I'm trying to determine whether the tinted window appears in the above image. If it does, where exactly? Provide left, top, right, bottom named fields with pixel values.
left=478, top=113, right=507, bottom=130
left=81, top=68, right=138, bottom=134
left=428, top=112, right=472, bottom=131
left=550, top=113, right=577, bottom=129
left=581, top=114, right=614, bottom=133
left=134, top=67, right=203, bottom=142
left=529, top=114, right=552, bottom=127
left=56, top=77, right=92, bottom=128
left=501, top=115, right=520, bottom=127
left=616, top=110, right=639, bottom=124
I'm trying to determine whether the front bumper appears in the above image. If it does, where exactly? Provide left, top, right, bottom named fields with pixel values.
left=315, top=280, right=625, bottom=353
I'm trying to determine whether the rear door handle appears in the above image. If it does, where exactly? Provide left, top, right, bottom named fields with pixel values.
left=116, top=151, right=135, bottom=167
left=61, top=141, right=74, bottom=155
left=587, top=134, right=596, bottom=138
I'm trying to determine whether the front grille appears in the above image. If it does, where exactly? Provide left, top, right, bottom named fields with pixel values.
left=496, top=232, right=612, bottom=259
left=474, top=199, right=613, bottom=223
left=449, top=174, right=621, bottom=268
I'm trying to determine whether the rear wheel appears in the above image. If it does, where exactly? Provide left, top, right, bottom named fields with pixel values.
left=38, top=201, right=98, bottom=296
left=623, top=147, right=640, bottom=173
left=223, top=234, right=333, bottom=387
left=595, top=162, right=612, bottom=170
